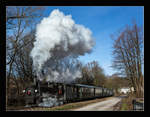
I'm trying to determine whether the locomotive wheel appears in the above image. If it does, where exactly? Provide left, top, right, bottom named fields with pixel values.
left=35, top=98, right=40, bottom=105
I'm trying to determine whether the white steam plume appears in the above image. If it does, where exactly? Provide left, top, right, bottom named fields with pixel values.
left=30, top=9, right=94, bottom=82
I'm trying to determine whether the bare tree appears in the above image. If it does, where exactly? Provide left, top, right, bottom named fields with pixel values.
left=77, top=61, right=107, bottom=86
left=105, top=74, right=130, bottom=94
left=6, top=6, right=45, bottom=105
left=111, top=23, right=144, bottom=97
left=91, top=61, right=106, bottom=86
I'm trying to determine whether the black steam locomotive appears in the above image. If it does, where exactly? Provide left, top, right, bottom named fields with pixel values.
left=23, top=81, right=114, bottom=107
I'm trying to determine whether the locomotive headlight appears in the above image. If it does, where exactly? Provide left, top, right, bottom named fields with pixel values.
left=35, top=89, right=38, bottom=93
left=23, top=90, right=26, bottom=93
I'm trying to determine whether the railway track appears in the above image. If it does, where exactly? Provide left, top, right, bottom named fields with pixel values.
left=7, top=96, right=119, bottom=111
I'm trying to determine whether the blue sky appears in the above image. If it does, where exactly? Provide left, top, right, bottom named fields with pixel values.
left=42, top=6, right=144, bottom=76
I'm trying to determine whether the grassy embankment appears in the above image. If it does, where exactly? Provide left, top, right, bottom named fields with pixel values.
left=120, top=93, right=136, bottom=111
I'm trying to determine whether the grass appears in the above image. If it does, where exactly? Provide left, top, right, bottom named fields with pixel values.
left=121, top=103, right=128, bottom=110
left=120, top=93, right=136, bottom=111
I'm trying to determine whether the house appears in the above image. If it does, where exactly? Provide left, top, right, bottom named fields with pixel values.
left=118, top=87, right=134, bottom=94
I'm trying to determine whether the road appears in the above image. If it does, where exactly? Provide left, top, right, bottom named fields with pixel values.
left=72, top=96, right=126, bottom=111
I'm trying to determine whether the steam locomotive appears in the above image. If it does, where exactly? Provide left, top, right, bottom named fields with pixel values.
left=23, top=81, right=114, bottom=107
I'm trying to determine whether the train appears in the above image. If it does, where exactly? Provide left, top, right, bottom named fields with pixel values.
left=22, top=81, right=114, bottom=107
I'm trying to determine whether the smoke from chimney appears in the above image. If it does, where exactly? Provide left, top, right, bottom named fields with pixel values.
left=30, top=9, right=94, bottom=83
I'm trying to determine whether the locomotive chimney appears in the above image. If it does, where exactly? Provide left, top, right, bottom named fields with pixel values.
left=34, top=73, right=41, bottom=95
left=34, top=76, right=37, bottom=85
